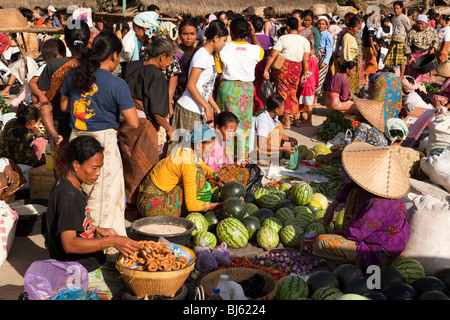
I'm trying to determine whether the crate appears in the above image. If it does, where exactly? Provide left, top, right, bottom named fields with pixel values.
left=28, top=165, right=56, bottom=200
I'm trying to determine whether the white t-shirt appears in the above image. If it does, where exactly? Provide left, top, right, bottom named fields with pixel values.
left=438, top=26, right=450, bottom=43
left=177, top=47, right=217, bottom=115
left=216, top=41, right=263, bottom=82
left=255, top=110, right=279, bottom=138
left=272, top=34, right=311, bottom=62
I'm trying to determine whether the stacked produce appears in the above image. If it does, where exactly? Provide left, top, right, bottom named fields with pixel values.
left=274, top=258, right=450, bottom=300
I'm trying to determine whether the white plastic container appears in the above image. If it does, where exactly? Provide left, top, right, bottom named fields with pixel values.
left=216, top=274, right=231, bottom=300
left=227, top=281, right=249, bottom=300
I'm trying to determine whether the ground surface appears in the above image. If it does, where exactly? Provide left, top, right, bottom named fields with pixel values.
left=0, top=103, right=330, bottom=300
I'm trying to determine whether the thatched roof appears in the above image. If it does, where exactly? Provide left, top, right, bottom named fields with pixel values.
left=0, top=0, right=99, bottom=11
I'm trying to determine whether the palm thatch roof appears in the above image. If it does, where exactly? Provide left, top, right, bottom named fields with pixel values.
left=0, top=0, right=99, bottom=11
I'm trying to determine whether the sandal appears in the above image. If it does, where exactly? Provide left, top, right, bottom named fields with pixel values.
left=293, top=119, right=302, bottom=127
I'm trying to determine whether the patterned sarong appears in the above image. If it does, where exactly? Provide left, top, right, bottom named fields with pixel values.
left=274, top=60, right=302, bottom=115
left=384, top=38, right=407, bottom=66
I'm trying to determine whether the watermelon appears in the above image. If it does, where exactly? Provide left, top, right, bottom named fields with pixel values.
left=306, top=270, right=340, bottom=294
left=313, top=209, right=326, bottom=219
left=185, top=212, right=209, bottom=236
left=295, top=212, right=315, bottom=229
left=298, top=145, right=309, bottom=159
left=256, top=226, right=279, bottom=250
left=435, top=267, right=450, bottom=290
left=312, top=144, right=331, bottom=156
left=284, top=216, right=310, bottom=231
left=342, top=277, right=371, bottom=295
left=362, top=291, right=388, bottom=300
left=306, top=200, right=323, bottom=214
left=275, top=207, right=295, bottom=224
left=304, top=149, right=315, bottom=160
left=264, top=184, right=278, bottom=194
left=245, top=203, right=259, bottom=216
left=262, top=217, right=283, bottom=232
left=254, top=187, right=270, bottom=199
left=334, top=209, right=345, bottom=230
left=333, top=264, right=363, bottom=286
left=275, top=275, right=309, bottom=300
left=417, top=290, right=449, bottom=300
left=276, top=199, right=296, bottom=211
left=391, top=258, right=425, bottom=285
left=193, top=230, right=217, bottom=248
left=291, top=182, right=313, bottom=206
left=220, top=181, right=246, bottom=201
left=279, top=183, right=292, bottom=193
left=244, top=192, right=257, bottom=204
left=380, top=265, right=406, bottom=289
left=223, top=197, right=247, bottom=220
left=256, top=194, right=281, bottom=211
left=337, top=293, right=371, bottom=300
left=203, top=210, right=223, bottom=233
left=253, top=208, right=275, bottom=224
left=272, top=190, right=286, bottom=201
left=306, top=222, right=325, bottom=235
left=311, top=287, right=344, bottom=300
left=382, top=282, right=417, bottom=300
left=240, top=216, right=261, bottom=240
left=216, top=217, right=249, bottom=249
left=292, top=206, right=312, bottom=216
left=310, top=193, right=329, bottom=210
left=411, top=276, right=448, bottom=295
left=279, top=224, right=303, bottom=247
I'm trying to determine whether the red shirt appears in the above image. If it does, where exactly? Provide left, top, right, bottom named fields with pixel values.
left=0, top=33, right=10, bottom=56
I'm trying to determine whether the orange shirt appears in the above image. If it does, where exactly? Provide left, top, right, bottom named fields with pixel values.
left=35, top=17, right=45, bottom=26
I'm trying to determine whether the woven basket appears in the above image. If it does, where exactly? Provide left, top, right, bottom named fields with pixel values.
left=116, top=246, right=195, bottom=298
left=199, top=267, right=277, bottom=300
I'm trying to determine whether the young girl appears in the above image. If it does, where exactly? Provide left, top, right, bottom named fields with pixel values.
left=169, top=20, right=228, bottom=154
left=255, top=93, right=298, bottom=166
left=60, top=31, right=139, bottom=237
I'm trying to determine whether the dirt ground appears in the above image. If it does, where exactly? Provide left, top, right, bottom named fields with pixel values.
left=0, top=102, right=330, bottom=300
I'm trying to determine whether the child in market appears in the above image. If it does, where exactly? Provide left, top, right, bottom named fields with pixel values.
left=254, top=93, right=298, bottom=166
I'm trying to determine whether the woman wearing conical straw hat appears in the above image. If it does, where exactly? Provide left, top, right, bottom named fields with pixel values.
left=313, top=142, right=411, bottom=269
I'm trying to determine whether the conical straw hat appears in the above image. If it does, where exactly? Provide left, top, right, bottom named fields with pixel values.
left=342, top=142, right=410, bottom=199
left=353, top=97, right=385, bottom=133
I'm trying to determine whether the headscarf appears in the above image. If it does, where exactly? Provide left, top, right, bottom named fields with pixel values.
left=381, top=18, right=391, bottom=34
left=401, top=75, right=427, bottom=94
left=384, top=118, right=409, bottom=144
left=416, top=14, right=428, bottom=24
left=190, top=123, right=215, bottom=144
left=133, top=11, right=160, bottom=38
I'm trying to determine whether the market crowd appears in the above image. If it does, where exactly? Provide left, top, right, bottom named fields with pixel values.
left=0, top=1, right=450, bottom=299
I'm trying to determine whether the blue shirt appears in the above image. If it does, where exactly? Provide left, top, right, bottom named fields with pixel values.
left=61, top=68, right=135, bottom=132
left=319, top=30, right=334, bottom=65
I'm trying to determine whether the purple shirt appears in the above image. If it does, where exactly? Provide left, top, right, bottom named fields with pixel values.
left=334, top=181, right=410, bottom=268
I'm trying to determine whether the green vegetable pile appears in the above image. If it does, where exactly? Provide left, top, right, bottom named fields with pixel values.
left=308, top=165, right=345, bottom=199
left=316, top=110, right=354, bottom=142
left=423, top=82, right=440, bottom=94
left=0, top=95, right=11, bottom=114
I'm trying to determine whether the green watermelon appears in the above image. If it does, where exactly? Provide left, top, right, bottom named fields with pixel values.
left=362, top=291, right=388, bottom=300
left=275, top=207, right=295, bottom=224
left=244, top=192, right=257, bottom=204
left=292, top=206, right=312, bottom=216
left=272, top=190, right=287, bottom=201
left=380, top=265, right=406, bottom=289
left=279, top=225, right=303, bottom=247
left=264, top=184, right=278, bottom=194
left=216, top=218, right=249, bottom=249
left=311, top=287, right=344, bottom=300
left=284, top=216, right=310, bottom=230
left=337, top=293, right=371, bottom=300
left=256, top=194, right=281, bottom=211
left=279, top=183, right=292, bottom=194
left=306, top=200, right=323, bottom=214
left=342, top=277, right=371, bottom=295
left=245, top=203, right=259, bottom=216
left=304, top=149, right=315, bottom=160
left=185, top=212, right=209, bottom=236
left=275, top=275, right=309, bottom=300
left=334, top=209, right=345, bottom=230
left=306, top=222, right=325, bottom=235
left=220, top=181, right=246, bottom=201
left=313, top=209, right=326, bottom=219
left=417, top=290, right=449, bottom=300
left=292, top=182, right=313, bottom=206
left=203, top=210, right=224, bottom=233
left=333, top=264, right=363, bottom=286
left=254, top=187, right=270, bottom=199
left=391, top=258, right=426, bottom=285
left=310, top=192, right=329, bottom=210
left=306, top=270, right=340, bottom=294
left=411, top=276, right=448, bottom=295
left=262, top=217, right=283, bottom=232
left=276, top=199, right=296, bottom=211
left=240, top=216, right=261, bottom=240
left=223, top=197, right=247, bottom=220
left=298, top=145, right=309, bottom=159
left=436, top=267, right=450, bottom=290
left=193, top=230, right=217, bottom=248
left=253, top=208, right=275, bottom=224
left=256, top=226, right=279, bottom=250
left=295, top=211, right=315, bottom=228
left=312, top=144, right=331, bottom=156
left=382, top=282, right=417, bottom=300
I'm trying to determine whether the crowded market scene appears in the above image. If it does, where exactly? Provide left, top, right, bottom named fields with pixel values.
left=0, top=0, right=450, bottom=306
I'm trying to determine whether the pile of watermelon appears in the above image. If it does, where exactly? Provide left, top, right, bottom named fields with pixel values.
left=297, top=144, right=332, bottom=162
left=185, top=180, right=339, bottom=253
left=275, top=258, right=450, bottom=300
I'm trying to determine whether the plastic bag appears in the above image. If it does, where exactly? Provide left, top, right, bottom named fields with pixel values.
left=212, top=242, right=231, bottom=267
left=259, top=80, right=275, bottom=104
left=0, top=201, right=18, bottom=268
left=245, top=164, right=263, bottom=193
left=24, top=259, right=89, bottom=300
left=50, top=287, right=100, bottom=300
left=288, top=147, right=299, bottom=170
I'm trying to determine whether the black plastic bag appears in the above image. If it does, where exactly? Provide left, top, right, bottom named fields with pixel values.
left=259, top=80, right=275, bottom=104
left=245, top=164, right=263, bottom=193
